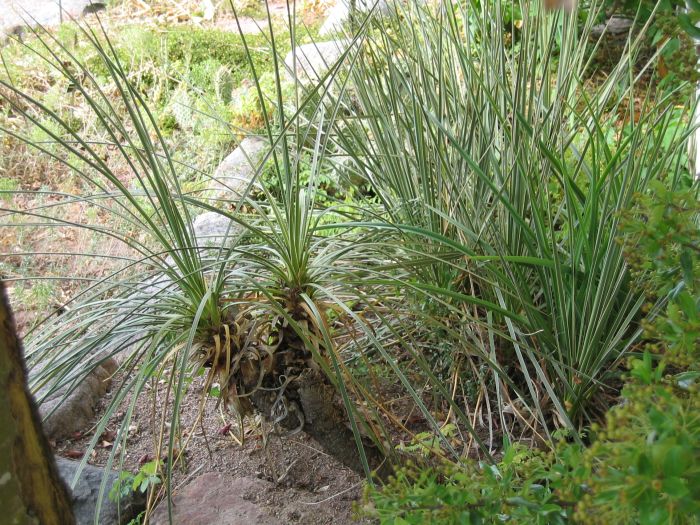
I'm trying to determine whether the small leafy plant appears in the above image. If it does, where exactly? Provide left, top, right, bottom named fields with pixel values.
left=109, top=460, right=162, bottom=503
left=364, top=444, right=574, bottom=524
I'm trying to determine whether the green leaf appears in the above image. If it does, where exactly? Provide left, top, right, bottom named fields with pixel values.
left=679, top=250, right=695, bottom=288
left=505, top=496, right=540, bottom=509
left=676, top=291, right=698, bottom=321
left=139, top=478, right=150, bottom=493
left=641, top=506, right=670, bottom=525
left=663, top=446, right=688, bottom=478
left=662, top=477, right=689, bottom=499
left=678, top=13, right=700, bottom=39
left=637, top=453, right=653, bottom=476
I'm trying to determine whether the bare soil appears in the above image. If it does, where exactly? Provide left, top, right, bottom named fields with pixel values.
left=54, top=372, right=372, bottom=524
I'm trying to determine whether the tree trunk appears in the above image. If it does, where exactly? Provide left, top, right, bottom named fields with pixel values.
left=0, top=281, right=75, bottom=525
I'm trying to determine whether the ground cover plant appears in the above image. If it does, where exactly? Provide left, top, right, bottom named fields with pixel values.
left=0, top=0, right=698, bottom=523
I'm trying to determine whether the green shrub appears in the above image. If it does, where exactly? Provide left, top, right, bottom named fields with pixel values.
left=574, top=371, right=700, bottom=524
left=620, top=184, right=700, bottom=364
left=163, top=27, right=274, bottom=81
left=366, top=372, right=700, bottom=524
left=364, top=445, right=573, bottom=524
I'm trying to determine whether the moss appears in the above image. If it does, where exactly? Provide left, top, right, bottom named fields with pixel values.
left=162, top=27, right=276, bottom=82
left=0, top=178, right=18, bottom=201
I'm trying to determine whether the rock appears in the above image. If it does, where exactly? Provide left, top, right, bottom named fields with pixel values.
left=284, top=40, right=350, bottom=84
left=57, top=457, right=145, bottom=525
left=140, top=272, right=175, bottom=298
left=591, top=16, right=634, bottom=38
left=319, top=0, right=391, bottom=37
left=0, top=0, right=106, bottom=39
left=209, top=137, right=267, bottom=201
left=37, top=357, right=117, bottom=440
left=192, top=211, right=240, bottom=247
left=150, top=473, right=280, bottom=525
left=319, top=3, right=350, bottom=37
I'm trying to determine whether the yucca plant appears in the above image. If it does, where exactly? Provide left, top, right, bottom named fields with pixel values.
left=328, top=0, right=696, bottom=438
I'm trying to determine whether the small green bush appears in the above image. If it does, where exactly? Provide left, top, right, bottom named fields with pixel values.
left=163, top=27, right=274, bottom=81
left=364, top=445, right=574, bottom=524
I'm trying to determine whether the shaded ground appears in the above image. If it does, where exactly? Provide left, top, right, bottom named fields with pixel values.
left=54, top=373, right=370, bottom=524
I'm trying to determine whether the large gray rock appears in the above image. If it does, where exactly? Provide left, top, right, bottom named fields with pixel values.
left=591, top=16, right=634, bottom=38
left=150, top=473, right=279, bottom=525
left=209, top=137, right=267, bottom=201
left=0, top=0, right=106, bottom=38
left=284, top=40, right=350, bottom=84
left=57, top=457, right=145, bottom=525
left=38, top=357, right=117, bottom=440
left=192, top=211, right=239, bottom=247
left=319, top=0, right=392, bottom=37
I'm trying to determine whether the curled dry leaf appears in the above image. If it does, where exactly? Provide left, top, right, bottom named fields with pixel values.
left=100, top=430, right=116, bottom=442
left=218, top=423, right=233, bottom=435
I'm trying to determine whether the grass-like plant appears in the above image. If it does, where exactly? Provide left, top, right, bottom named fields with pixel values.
left=328, top=0, right=695, bottom=439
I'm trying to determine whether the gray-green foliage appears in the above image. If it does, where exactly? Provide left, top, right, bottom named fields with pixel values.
left=328, top=0, right=695, bottom=434
left=0, top=4, right=696, bottom=524
left=0, top=8, right=409, bottom=521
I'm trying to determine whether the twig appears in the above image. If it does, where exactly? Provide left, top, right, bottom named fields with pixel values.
left=300, top=479, right=364, bottom=505
left=289, top=438, right=333, bottom=458
left=173, top=464, right=204, bottom=492
left=200, top=417, right=213, bottom=461
left=275, top=458, right=299, bottom=483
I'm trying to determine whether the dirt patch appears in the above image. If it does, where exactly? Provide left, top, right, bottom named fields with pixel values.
left=54, top=372, right=373, bottom=524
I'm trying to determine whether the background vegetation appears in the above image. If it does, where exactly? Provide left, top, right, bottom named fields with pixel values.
left=0, top=0, right=698, bottom=523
